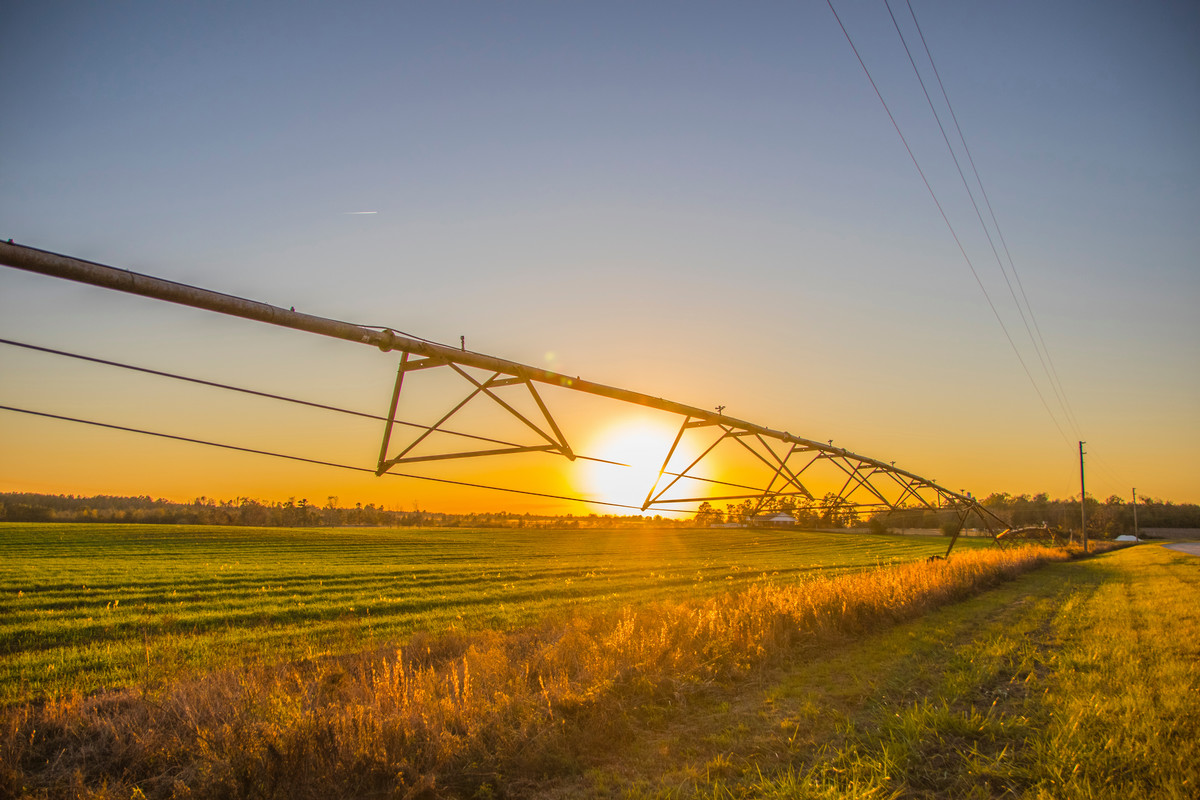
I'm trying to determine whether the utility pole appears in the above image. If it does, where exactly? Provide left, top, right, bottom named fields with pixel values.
left=1132, top=487, right=1139, bottom=541
left=1079, top=441, right=1088, bottom=553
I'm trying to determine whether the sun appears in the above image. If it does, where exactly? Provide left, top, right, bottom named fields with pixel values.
left=579, top=416, right=695, bottom=512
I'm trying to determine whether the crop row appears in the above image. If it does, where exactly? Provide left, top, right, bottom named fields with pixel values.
left=0, top=522, right=980, bottom=701
left=1, top=541, right=1067, bottom=799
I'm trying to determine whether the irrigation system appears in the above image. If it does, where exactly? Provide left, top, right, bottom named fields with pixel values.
left=1, top=240, right=1015, bottom=555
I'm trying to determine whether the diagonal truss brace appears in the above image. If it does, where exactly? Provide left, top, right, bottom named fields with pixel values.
left=637, top=423, right=983, bottom=527
left=375, top=354, right=575, bottom=474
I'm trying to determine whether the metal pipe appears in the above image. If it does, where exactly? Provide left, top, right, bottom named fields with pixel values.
left=0, top=240, right=976, bottom=507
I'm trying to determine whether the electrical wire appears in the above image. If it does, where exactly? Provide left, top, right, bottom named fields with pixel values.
left=825, top=0, right=1072, bottom=445
left=866, top=2, right=1115, bottom=494
left=899, top=0, right=1083, bottom=439
left=884, top=0, right=1074, bottom=436
left=1084, top=446, right=1134, bottom=498
left=0, top=403, right=701, bottom=515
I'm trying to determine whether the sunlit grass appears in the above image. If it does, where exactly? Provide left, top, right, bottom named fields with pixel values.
left=1, top=527, right=1054, bottom=799
left=0, top=522, right=984, bottom=703
left=689, top=544, right=1199, bottom=800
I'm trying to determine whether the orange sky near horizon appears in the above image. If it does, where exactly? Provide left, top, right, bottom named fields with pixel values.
left=1, top=278, right=1191, bottom=514
left=2, top=3, right=1197, bottom=512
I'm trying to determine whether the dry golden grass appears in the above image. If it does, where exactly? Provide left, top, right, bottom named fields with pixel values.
left=1, top=545, right=1071, bottom=799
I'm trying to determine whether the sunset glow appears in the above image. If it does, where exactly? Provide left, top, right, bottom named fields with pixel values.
left=1, top=2, right=1197, bottom=509
left=580, top=416, right=702, bottom=512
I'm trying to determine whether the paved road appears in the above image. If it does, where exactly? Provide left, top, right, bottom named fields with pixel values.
left=1164, top=542, right=1200, bottom=556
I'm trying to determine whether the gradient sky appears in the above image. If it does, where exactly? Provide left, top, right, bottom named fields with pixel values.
left=2, top=1, right=1197, bottom=513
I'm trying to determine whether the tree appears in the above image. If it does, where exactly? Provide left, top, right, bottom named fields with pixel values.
left=723, top=500, right=755, bottom=525
left=820, top=492, right=858, bottom=528
left=694, top=501, right=721, bottom=527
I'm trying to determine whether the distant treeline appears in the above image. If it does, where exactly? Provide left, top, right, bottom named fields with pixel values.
left=693, top=491, right=1199, bottom=538
left=874, top=492, right=1200, bottom=538
left=2, top=491, right=1196, bottom=536
left=0, top=492, right=685, bottom=529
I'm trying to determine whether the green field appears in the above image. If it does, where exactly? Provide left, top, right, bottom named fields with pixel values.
left=0, top=522, right=980, bottom=703
left=4, top=524, right=1195, bottom=799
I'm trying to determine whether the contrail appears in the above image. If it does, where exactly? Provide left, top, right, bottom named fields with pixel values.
left=343, top=211, right=378, bottom=215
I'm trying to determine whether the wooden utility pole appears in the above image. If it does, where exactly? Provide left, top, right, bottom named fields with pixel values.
left=1132, top=487, right=1139, bottom=541
left=1079, top=441, right=1088, bottom=553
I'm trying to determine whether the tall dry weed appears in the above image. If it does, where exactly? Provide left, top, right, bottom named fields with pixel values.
left=1, top=545, right=1069, bottom=799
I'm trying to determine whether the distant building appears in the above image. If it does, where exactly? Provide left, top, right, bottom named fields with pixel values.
left=751, top=512, right=796, bottom=527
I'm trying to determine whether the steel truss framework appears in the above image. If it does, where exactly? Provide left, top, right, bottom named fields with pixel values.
left=994, top=525, right=1065, bottom=547
left=2, top=241, right=1016, bottom=555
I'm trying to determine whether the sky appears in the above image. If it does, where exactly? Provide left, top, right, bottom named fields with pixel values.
left=1, top=0, right=1197, bottom=514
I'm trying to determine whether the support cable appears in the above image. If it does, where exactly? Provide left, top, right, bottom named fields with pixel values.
left=826, top=0, right=1071, bottom=445
left=0, top=404, right=697, bottom=515
left=0, top=337, right=770, bottom=498
left=0, top=337, right=444, bottom=430
left=0, top=337, right=599, bottom=463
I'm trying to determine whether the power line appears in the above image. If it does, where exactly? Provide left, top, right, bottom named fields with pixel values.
left=1081, top=444, right=1133, bottom=497
left=0, top=403, right=699, bottom=515
left=825, top=0, right=1071, bottom=445
left=884, top=0, right=1076, bottom=438
left=900, top=0, right=1083, bottom=439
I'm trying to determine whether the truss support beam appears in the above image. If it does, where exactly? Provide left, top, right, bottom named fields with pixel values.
left=942, top=506, right=971, bottom=559
left=376, top=353, right=410, bottom=474
left=642, top=415, right=694, bottom=511
left=1, top=240, right=1002, bottom=544
left=374, top=358, right=575, bottom=474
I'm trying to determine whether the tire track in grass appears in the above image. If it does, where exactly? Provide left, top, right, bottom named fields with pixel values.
left=531, top=546, right=1199, bottom=799
left=528, top=550, right=1072, bottom=799
left=598, top=545, right=1197, bottom=800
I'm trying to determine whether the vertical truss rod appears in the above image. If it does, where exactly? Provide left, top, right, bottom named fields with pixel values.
left=376, top=352, right=410, bottom=473
left=827, top=457, right=896, bottom=510
left=642, top=415, right=694, bottom=511
left=751, top=435, right=814, bottom=501
left=750, top=442, right=802, bottom=515
left=942, top=506, right=971, bottom=559
left=728, top=434, right=814, bottom=500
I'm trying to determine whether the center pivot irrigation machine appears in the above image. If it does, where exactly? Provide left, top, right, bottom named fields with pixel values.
left=1, top=240, right=1022, bottom=555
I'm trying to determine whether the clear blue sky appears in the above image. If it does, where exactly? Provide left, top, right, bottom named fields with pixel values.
left=2, top=1, right=1197, bottom=510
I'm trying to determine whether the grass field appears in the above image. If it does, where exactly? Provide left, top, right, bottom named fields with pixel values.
left=557, top=542, right=1200, bottom=799
left=4, top=524, right=1193, bottom=799
left=0, top=522, right=983, bottom=703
